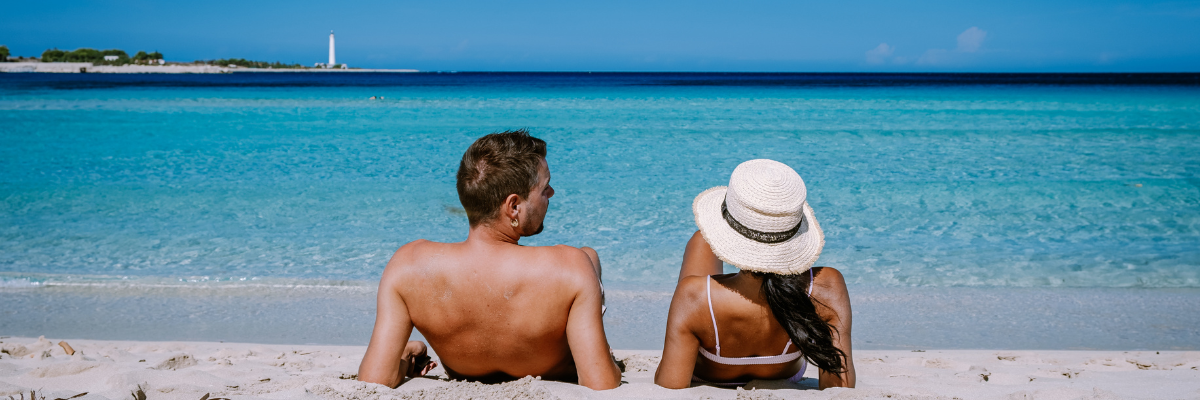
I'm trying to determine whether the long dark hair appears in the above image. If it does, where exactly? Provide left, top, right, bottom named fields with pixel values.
left=753, top=270, right=846, bottom=374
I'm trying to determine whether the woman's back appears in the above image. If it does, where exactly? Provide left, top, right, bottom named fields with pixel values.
left=655, top=234, right=855, bottom=389
left=690, top=271, right=812, bottom=383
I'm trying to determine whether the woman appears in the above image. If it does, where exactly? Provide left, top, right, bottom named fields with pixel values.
left=654, top=159, right=855, bottom=389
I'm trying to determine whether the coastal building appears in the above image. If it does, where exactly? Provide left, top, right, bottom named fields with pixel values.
left=103, top=55, right=118, bottom=61
left=329, top=31, right=336, bottom=66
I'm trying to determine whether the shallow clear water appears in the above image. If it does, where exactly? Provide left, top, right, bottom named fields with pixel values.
left=2, top=73, right=1199, bottom=289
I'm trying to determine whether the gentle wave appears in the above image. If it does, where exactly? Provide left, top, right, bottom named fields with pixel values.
left=0, top=273, right=376, bottom=292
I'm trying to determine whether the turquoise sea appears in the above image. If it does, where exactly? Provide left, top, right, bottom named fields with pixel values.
left=2, top=73, right=1198, bottom=349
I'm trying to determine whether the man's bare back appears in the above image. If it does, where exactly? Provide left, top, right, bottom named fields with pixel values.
left=358, top=130, right=620, bottom=390
left=386, top=239, right=606, bottom=381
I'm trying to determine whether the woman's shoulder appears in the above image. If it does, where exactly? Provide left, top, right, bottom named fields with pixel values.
left=809, top=267, right=852, bottom=317
left=811, top=266, right=846, bottom=288
left=675, top=273, right=729, bottom=300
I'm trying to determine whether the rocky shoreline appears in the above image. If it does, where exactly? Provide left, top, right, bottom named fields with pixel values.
left=0, top=62, right=417, bottom=73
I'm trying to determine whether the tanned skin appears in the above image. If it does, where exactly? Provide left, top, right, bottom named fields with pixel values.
left=358, top=159, right=621, bottom=390
left=654, top=231, right=856, bottom=389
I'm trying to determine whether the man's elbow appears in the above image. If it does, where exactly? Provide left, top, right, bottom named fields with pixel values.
left=581, top=369, right=622, bottom=390
left=357, top=370, right=402, bottom=389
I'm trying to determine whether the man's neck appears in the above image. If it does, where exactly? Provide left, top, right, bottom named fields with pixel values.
left=467, top=222, right=521, bottom=246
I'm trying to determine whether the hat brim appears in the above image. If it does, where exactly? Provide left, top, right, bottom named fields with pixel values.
left=692, top=186, right=824, bottom=275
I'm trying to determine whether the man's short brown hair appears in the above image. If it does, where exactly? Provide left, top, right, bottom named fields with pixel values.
left=456, top=129, right=547, bottom=226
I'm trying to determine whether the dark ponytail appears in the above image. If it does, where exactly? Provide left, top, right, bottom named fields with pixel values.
left=755, top=270, right=846, bottom=374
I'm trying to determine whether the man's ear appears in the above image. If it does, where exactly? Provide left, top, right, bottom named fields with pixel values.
left=503, top=193, right=523, bottom=220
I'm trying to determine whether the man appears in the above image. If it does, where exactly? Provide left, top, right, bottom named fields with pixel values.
left=358, top=130, right=621, bottom=390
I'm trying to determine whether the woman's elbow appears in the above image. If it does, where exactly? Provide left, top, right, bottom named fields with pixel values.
left=653, top=372, right=688, bottom=389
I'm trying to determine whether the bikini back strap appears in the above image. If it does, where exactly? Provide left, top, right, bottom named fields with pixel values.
left=706, top=276, right=721, bottom=356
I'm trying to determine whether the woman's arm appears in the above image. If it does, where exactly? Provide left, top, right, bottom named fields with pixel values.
left=812, top=267, right=856, bottom=389
left=680, top=231, right=724, bottom=281
left=654, top=276, right=705, bottom=389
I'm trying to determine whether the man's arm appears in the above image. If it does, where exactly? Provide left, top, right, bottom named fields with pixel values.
left=563, top=248, right=622, bottom=390
left=358, top=254, right=426, bottom=388
left=812, top=267, right=856, bottom=389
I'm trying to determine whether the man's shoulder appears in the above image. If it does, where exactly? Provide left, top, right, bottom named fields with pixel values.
left=388, top=239, right=437, bottom=262
left=535, top=243, right=590, bottom=260
left=516, top=244, right=596, bottom=287
left=381, top=239, right=450, bottom=277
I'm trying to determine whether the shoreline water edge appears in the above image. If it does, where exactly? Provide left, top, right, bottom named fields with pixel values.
left=2, top=276, right=1198, bottom=351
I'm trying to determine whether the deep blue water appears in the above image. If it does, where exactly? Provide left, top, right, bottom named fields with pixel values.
left=4, top=72, right=1200, bottom=90
left=2, top=73, right=1199, bottom=289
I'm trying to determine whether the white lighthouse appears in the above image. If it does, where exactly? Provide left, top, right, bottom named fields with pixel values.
left=328, top=31, right=336, bottom=66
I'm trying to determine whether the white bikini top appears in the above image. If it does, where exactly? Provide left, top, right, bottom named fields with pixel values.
left=698, top=268, right=814, bottom=366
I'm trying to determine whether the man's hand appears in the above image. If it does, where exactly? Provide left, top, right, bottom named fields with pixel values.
left=404, top=341, right=438, bottom=378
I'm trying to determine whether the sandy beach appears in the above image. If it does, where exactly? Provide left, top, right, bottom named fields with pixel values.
left=1, top=336, right=1197, bottom=399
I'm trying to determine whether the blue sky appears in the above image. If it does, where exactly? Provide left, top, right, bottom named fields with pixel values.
left=3, top=0, right=1199, bottom=71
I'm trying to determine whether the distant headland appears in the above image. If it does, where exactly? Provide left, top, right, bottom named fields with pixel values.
left=0, top=44, right=417, bottom=74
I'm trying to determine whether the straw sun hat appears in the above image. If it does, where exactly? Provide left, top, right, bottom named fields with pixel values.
left=693, top=159, right=824, bottom=275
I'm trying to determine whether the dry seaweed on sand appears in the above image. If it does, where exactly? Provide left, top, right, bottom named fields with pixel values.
left=6, top=390, right=87, bottom=400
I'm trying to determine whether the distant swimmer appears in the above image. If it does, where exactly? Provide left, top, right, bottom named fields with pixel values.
left=369, top=96, right=377, bottom=100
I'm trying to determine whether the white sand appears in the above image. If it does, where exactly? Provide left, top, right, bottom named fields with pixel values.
left=1, top=337, right=1198, bottom=400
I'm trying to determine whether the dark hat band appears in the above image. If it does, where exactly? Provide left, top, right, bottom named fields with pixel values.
left=721, top=199, right=803, bottom=244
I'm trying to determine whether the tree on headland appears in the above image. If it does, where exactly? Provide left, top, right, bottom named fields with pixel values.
left=0, top=45, right=9, bottom=61
left=39, top=48, right=132, bottom=65
left=199, top=58, right=303, bottom=69
left=64, top=48, right=101, bottom=62
left=132, top=50, right=164, bottom=64
left=99, top=49, right=130, bottom=65
left=41, top=49, right=65, bottom=62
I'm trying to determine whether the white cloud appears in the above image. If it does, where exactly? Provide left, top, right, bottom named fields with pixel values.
left=865, top=43, right=895, bottom=64
left=916, top=49, right=950, bottom=65
left=916, top=27, right=989, bottom=66
left=956, top=27, right=987, bottom=53
left=1098, top=52, right=1118, bottom=64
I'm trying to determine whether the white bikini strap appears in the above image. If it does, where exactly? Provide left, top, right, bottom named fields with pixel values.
left=781, top=341, right=792, bottom=355
left=706, top=276, right=721, bottom=356
left=808, top=268, right=815, bottom=296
